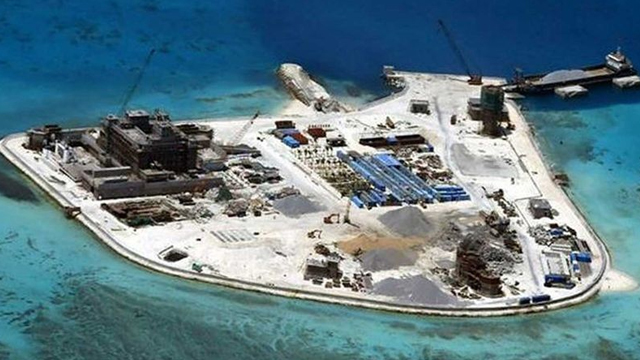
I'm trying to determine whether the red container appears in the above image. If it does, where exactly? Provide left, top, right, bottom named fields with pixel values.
left=291, top=132, right=309, bottom=145
left=307, top=127, right=326, bottom=139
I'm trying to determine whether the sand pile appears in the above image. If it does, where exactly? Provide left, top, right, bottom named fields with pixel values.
left=337, top=234, right=423, bottom=255
left=273, top=195, right=325, bottom=218
left=378, top=206, right=433, bottom=237
left=360, top=249, right=418, bottom=271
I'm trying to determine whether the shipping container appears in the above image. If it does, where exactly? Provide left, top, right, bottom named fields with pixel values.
left=282, top=136, right=300, bottom=148
left=575, top=252, right=592, bottom=263
left=359, top=137, right=388, bottom=148
left=275, top=120, right=295, bottom=129
left=351, top=195, right=365, bottom=208
left=336, top=151, right=349, bottom=162
left=518, top=297, right=532, bottom=305
left=544, top=274, right=568, bottom=285
left=531, top=294, right=551, bottom=303
left=291, top=132, right=309, bottom=145
left=572, top=263, right=580, bottom=273
left=281, top=128, right=300, bottom=136
left=359, top=192, right=377, bottom=208
left=549, top=228, right=564, bottom=237
left=307, top=127, right=326, bottom=138
left=395, top=134, right=426, bottom=145
left=374, top=153, right=402, bottom=167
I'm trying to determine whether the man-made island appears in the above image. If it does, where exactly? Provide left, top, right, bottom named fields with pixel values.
left=1, top=65, right=635, bottom=316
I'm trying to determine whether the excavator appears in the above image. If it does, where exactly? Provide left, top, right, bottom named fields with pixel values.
left=323, top=198, right=352, bottom=225
left=323, top=213, right=340, bottom=224
left=437, top=19, right=483, bottom=85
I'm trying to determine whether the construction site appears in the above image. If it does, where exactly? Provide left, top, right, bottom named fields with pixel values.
left=0, top=32, right=611, bottom=315
left=0, top=61, right=611, bottom=314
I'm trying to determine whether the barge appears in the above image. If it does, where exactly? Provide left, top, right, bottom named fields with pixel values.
left=504, top=48, right=635, bottom=94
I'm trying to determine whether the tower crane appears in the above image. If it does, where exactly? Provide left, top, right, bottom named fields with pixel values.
left=437, top=19, right=483, bottom=85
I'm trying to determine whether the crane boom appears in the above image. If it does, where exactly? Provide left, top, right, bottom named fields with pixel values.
left=118, top=48, right=156, bottom=115
left=437, top=20, right=482, bottom=85
left=228, top=110, right=260, bottom=146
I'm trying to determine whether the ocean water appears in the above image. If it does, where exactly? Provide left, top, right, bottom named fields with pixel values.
left=1, top=1, right=640, bottom=359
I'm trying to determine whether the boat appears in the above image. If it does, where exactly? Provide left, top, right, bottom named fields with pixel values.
left=504, top=48, right=636, bottom=94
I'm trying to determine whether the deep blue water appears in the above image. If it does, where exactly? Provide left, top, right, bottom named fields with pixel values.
left=1, top=1, right=640, bottom=359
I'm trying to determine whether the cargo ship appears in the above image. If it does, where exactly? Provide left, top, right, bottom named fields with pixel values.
left=504, top=48, right=636, bottom=94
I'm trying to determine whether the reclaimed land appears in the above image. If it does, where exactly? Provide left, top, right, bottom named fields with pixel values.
left=0, top=71, right=621, bottom=316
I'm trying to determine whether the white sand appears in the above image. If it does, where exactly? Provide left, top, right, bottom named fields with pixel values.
left=601, top=269, right=638, bottom=292
left=278, top=99, right=316, bottom=117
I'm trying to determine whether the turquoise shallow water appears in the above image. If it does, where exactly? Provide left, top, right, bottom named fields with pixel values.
left=1, top=0, right=640, bottom=358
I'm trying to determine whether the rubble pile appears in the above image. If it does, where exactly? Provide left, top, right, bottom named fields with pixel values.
left=482, top=211, right=522, bottom=253
left=454, top=228, right=517, bottom=297
left=528, top=224, right=590, bottom=255
left=412, top=153, right=454, bottom=182
left=304, top=244, right=344, bottom=284
left=224, top=199, right=249, bottom=217
left=267, top=186, right=300, bottom=200
left=186, top=203, right=214, bottom=224
left=487, top=189, right=517, bottom=217
left=101, top=200, right=181, bottom=227
left=481, top=243, right=518, bottom=275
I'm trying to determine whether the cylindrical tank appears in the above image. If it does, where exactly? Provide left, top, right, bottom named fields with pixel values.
left=480, top=85, right=504, bottom=112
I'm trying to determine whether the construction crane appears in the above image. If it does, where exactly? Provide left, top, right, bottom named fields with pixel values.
left=437, top=19, right=483, bottom=85
left=228, top=110, right=260, bottom=146
left=118, top=48, right=156, bottom=115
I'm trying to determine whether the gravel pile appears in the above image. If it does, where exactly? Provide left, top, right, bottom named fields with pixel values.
left=378, top=206, right=432, bottom=237
left=360, top=249, right=418, bottom=272
left=273, top=195, right=325, bottom=218
left=373, top=275, right=462, bottom=306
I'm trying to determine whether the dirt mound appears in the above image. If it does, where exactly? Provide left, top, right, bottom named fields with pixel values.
left=378, top=206, right=433, bottom=237
left=337, top=234, right=423, bottom=255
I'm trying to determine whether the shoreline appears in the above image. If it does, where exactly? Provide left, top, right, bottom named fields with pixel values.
left=0, top=72, right=628, bottom=317
left=510, top=100, right=635, bottom=294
